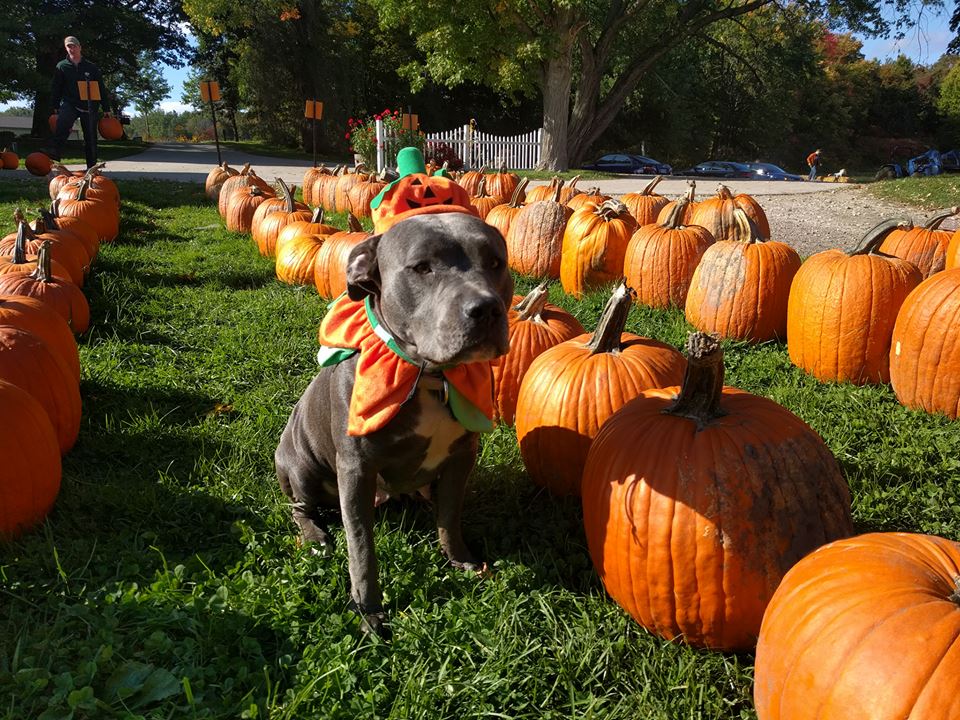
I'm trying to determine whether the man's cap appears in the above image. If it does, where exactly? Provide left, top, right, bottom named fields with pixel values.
left=64, top=36, right=80, bottom=47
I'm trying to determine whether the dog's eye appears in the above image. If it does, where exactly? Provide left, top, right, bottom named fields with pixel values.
left=412, top=262, right=432, bottom=274
left=488, top=257, right=503, bottom=271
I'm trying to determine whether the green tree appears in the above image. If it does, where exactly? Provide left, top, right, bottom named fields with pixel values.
left=368, top=0, right=937, bottom=169
left=938, top=62, right=960, bottom=120
left=119, top=51, right=173, bottom=138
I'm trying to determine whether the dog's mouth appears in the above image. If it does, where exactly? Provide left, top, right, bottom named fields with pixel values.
left=420, top=329, right=509, bottom=368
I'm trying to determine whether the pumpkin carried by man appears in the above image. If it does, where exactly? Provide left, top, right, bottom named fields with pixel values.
left=582, top=332, right=853, bottom=650
left=25, top=153, right=53, bottom=177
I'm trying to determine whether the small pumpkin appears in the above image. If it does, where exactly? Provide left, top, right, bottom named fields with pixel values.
left=582, top=332, right=853, bottom=650
left=370, top=172, right=477, bottom=234
left=25, top=153, right=53, bottom=177
left=485, top=162, right=520, bottom=202
left=623, top=198, right=714, bottom=309
left=565, top=186, right=609, bottom=213
left=97, top=115, right=124, bottom=140
left=0, top=379, right=61, bottom=539
left=787, top=219, right=922, bottom=385
left=457, top=164, right=487, bottom=197
left=689, top=183, right=770, bottom=242
left=655, top=180, right=698, bottom=224
left=560, top=199, right=638, bottom=299
left=505, top=184, right=571, bottom=279
left=878, top=206, right=958, bottom=277
left=754, top=532, right=960, bottom=720
left=205, top=162, right=239, bottom=201
left=889, top=266, right=960, bottom=418
left=525, top=176, right=564, bottom=204
left=48, top=163, right=87, bottom=200
left=0, top=148, right=19, bottom=170
left=622, top=176, right=669, bottom=225
left=469, top=177, right=500, bottom=220
left=491, top=282, right=585, bottom=424
left=515, top=283, right=686, bottom=496
left=347, top=171, right=388, bottom=219
left=685, top=209, right=801, bottom=342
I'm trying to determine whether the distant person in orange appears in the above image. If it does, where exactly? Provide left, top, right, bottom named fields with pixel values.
left=806, top=148, right=821, bottom=181
left=48, top=36, right=113, bottom=168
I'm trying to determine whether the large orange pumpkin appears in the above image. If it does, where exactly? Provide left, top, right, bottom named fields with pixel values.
left=515, top=283, right=686, bottom=496
left=505, top=185, right=570, bottom=278
left=560, top=199, right=637, bottom=298
left=302, top=165, right=328, bottom=206
left=685, top=209, right=801, bottom=342
left=251, top=179, right=310, bottom=257
left=275, top=210, right=338, bottom=286
left=0, top=379, right=61, bottom=539
left=491, top=282, right=585, bottom=424
left=225, top=185, right=273, bottom=234
left=787, top=219, right=922, bottom=385
left=0, top=295, right=80, bottom=382
left=0, top=241, right=91, bottom=333
left=623, top=198, right=714, bottom=309
left=0, top=226, right=73, bottom=285
left=217, top=164, right=266, bottom=217
left=457, top=165, right=487, bottom=197
left=0, top=216, right=86, bottom=286
left=334, top=164, right=369, bottom=214
left=48, top=163, right=86, bottom=200
left=313, top=214, right=370, bottom=299
left=947, top=229, right=960, bottom=269
left=622, top=176, right=669, bottom=225
left=524, top=176, right=563, bottom=204
left=889, top=266, right=960, bottom=418
left=484, top=178, right=528, bottom=239
left=347, top=172, right=387, bottom=219
left=754, top=532, right=960, bottom=720
left=485, top=163, right=520, bottom=203
left=655, top=180, right=698, bottom=225
left=565, top=186, right=609, bottom=213
left=469, top=177, right=500, bottom=220
left=42, top=203, right=100, bottom=262
left=56, top=177, right=119, bottom=242
left=689, top=183, right=770, bottom=242
left=582, top=333, right=853, bottom=650
left=878, top=206, right=957, bottom=277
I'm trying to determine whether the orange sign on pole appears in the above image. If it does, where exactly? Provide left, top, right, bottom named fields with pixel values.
left=199, top=80, right=221, bottom=102
left=304, top=100, right=324, bottom=120
left=401, top=113, right=419, bottom=132
left=77, top=80, right=101, bottom=101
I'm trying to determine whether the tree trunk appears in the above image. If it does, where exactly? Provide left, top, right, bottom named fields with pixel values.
left=539, top=52, right=574, bottom=171
left=31, top=47, right=61, bottom=137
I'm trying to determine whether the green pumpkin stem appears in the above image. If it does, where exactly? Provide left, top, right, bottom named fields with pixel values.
left=514, top=281, right=551, bottom=321
left=640, top=175, right=663, bottom=195
left=923, top=206, right=959, bottom=230
left=853, top=218, right=912, bottom=256
left=664, top=332, right=727, bottom=430
left=586, top=282, right=633, bottom=355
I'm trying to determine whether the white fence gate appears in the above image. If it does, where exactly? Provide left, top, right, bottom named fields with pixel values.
left=375, top=119, right=542, bottom=172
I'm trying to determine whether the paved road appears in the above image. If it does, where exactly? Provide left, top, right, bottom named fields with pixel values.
left=56, top=142, right=859, bottom=197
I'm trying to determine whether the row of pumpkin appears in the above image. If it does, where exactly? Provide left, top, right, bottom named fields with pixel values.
left=0, top=164, right=119, bottom=540
left=206, top=158, right=959, bottom=718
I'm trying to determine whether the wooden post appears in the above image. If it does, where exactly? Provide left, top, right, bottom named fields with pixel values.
left=304, top=100, right=323, bottom=168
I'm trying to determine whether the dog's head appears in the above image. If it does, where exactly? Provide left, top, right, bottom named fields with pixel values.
left=345, top=213, right=514, bottom=367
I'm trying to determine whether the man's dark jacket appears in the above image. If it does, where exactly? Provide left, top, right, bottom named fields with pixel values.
left=51, top=58, right=112, bottom=113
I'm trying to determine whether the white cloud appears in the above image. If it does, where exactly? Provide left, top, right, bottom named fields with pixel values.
left=158, top=101, right=195, bottom=113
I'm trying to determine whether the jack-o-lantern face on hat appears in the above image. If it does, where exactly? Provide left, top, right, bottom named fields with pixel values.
left=371, top=173, right=478, bottom=233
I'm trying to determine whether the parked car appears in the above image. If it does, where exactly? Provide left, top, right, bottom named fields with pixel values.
left=580, top=153, right=672, bottom=175
left=744, top=162, right=804, bottom=181
left=874, top=147, right=957, bottom=181
left=676, top=161, right=754, bottom=179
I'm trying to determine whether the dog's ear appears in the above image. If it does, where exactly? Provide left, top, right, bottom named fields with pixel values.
left=346, top=234, right=382, bottom=301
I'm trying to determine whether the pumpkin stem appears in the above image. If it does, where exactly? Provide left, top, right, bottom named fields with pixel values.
left=853, top=218, right=913, bottom=256
left=596, top=199, right=629, bottom=219
left=640, top=175, right=663, bottom=195
left=74, top=177, right=90, bottom=201
left=239, top=162, right=251, bottom=176
left=474, top=176, right=490, bottom=199
left=31, top=241, right=54, bottom=282
left=551, top=181, right=565, bottom=203
left=276, top=178, right=296, bottom=212
left=923, top=207, right=959, bottom=230
left=508, top=177, right=529, bottom=207
left=38, top=206, right=60, bottom=230
left=347, top=212, right=364, bottom=233
left=310, top=207, right=324, bottom=224
left=660, top=198, right=690, bottom=229
left=514, top=281, right=551, bottom=321
left=685, top=180, right=697, bottom=203
left=585, top=282, right=633, bottom=355
left=948, top=577, right=960, bottom=605
left=664, top=332, right=727, bottom=429
left=733, top=208, right=767, bottom=244
left=567, top=175, right=581, bottom=192
left=12, top=208, right=26, bottom=227
left=12, top=221, right=29, bottom=264
left=715, top=183, right=734, bottom=200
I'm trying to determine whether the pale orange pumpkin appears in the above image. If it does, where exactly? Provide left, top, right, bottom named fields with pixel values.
left=505, top=184, right=571, bottom=279
left=484, top=178, right=529, bottom=239
left=560, top=199, right=637, bottom=298
left=878, top=206, right=958, bottom=277
left=689, top=183, right=770, bottom=242
left=622, top=176, right=669, bottom=225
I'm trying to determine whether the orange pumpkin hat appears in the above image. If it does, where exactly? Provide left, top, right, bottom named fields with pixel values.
left=370, top=147, right=478, bottom=233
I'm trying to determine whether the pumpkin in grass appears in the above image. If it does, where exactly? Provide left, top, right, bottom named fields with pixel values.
left=302, top=165, right=328, bottom=206
left=316, top=164, right=345, bottom=211
left=889, top=266, right=960, bottom=418
left=558, top=175, right=584, bottom=205
left=97, top=115, right=123, bottom=140
left=622, top=176, right=669, bottom=225
left=878, top=206, right=958, bottom=277
left=225, top=185, right=272, bottom=233
left=582, top=332, right=853, bottom=651
left=685, top=209, right=802, bottom=342
left=491, top=282, right=585, bottom=424
left=25, top=152, right=53, bottom=177
left=624, top=198, right=714, bottom=309
left=505, top=184, right=570, bottom=279
left=0, top=379, right=61, bottom=539
left=515, top=283, right=686, bottom=496
left=313, top=214, right=370, bottom=299
left=0, top=242, right=90, bottom=334
left=485, top=163, right=520, bottom=202
left=0, top=214, right=87, bottom=286
left=0, top=148, right=18, bottom=169
left=0, top=324, right=81, bottom=454
left=56, top=177, right=119, bottom=242
left=48, top=163, right=86, bottom=199
left=0, top=295, right=80, bottom=382
left=275, top=210, right=338, bottom=286
left=754, top=532, right=960, bottom=720
left=689, top=183, right=770, bottom=242
left=251, top=179, right=311, bottom=257
left=41, top=202, right=100, bottom=262
left=485, top=178, right=528, bottom=239
left=334, top=164, right=369, bottom=214
left=347, top=171, right=387, bottom=219
left=525, top=176, right=563, bottom=204
left=0, top=227, right=73, bottom=285
left=205, top=162, right=238, bottom=201
left=787, top=219, right=922, bottom=385
left=560, top=199, right=637, bottom=298
left=457, top=164, right=487, bottom=196
left=565, top=186, right=609, bottom=213
left=469, top=177, right=500, bottom=220
left=655, top=179, right=698, bottom=224
left=948, top=228, right=960, bottom=269
left=218, top=165, right=270, bottom=217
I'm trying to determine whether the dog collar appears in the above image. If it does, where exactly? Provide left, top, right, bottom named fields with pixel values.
left=316, top=294, right=496, bottom=436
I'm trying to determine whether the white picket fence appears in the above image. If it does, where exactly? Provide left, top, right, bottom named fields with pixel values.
left=375, top=119, right=542, bottom=172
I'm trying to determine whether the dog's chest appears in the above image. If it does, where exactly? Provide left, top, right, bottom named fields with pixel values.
left=410, top=386, right=468, bottom=471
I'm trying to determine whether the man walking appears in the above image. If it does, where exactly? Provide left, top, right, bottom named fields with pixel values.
left=806, top=148, right=821, bottom=182
left=49, top=36, right=113, bottom=168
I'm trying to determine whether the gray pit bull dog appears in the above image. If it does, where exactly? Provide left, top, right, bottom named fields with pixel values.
left=275, top=212, right=513, bottom=636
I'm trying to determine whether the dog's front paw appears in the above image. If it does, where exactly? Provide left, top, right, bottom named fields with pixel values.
left=352, top=602, right=392, bottom=639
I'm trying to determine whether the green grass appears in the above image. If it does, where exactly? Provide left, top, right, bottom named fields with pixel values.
left=0, top=176, right=958, bottom=718
left=867, top=173, right=960, bottom=208
left=10, top=137, right=149, bottom=167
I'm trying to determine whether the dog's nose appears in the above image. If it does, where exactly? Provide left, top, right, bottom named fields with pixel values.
left=463, top=296, right=504, bottom=325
